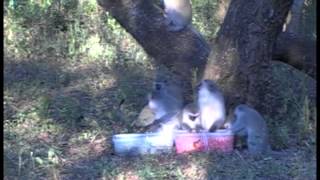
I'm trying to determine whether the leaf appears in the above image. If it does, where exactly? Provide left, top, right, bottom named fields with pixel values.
left=35, top=157, right=43, bottom=165
left=48, top=148, right=55, bottom=159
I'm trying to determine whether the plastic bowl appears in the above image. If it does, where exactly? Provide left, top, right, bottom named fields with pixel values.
left=174, top=129, right=234, bottom=154
left=112, top=133, right=174, bottom=156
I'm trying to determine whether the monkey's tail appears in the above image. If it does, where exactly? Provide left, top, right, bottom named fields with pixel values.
left=114, top=99, right=126, bottom=123
left=118, top=99, right=125, bottom=109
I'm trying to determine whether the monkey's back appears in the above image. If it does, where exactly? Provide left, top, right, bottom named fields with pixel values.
left=241, top=108, right=268, bottom=135
left=238, top=106, right=270, bottom=153
left=197, top=80, right=226, bottom=131
left=198, top=91, right=225, bottom=118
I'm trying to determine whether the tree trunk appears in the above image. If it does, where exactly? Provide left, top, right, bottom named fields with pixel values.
left=214, top=0, right=316, bottom=79
left=273, top=32, right=316, bottom=79
left=204, top=0, right=293, bottom=114
left=274, top=0, right=316, bottom=79
left=283, top=0, right=305, bottom=34
left=97, top=0, right=210, bottom=104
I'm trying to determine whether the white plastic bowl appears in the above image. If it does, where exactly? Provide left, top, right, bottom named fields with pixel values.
left=112, top=133, right=174, bottom=156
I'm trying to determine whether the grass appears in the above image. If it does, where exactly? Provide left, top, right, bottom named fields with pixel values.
left=3, top=0, right=316, bottom=179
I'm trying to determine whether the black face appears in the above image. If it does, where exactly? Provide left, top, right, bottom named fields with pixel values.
left=188, top=115, right=197, bottom=121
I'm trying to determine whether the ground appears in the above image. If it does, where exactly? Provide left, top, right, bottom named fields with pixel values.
left=3, top=56, right=316, bottom=180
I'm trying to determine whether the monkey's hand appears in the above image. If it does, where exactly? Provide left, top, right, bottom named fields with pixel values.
left=180, top=123, right=193, bottom=132
left=142, top=112, right=178, bottom=132
left=195, top=125, right=203, bottom=133
left=143, top=123, right=162, bottom=133
left=223, top=122, right=232, bottom=129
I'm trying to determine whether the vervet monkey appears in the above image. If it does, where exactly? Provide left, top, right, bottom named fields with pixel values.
left=197, top=79, right=226, bottom=132
left=180, top=103, right=202, bottom=132
left=162, top=0, right=192, bottom=31
left=148, top=80, right=183, bottom=119
left=230, top=104, right=281, bottom=155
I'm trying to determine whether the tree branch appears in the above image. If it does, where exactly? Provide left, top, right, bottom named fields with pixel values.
left=97, top=0, right=210, bottom=103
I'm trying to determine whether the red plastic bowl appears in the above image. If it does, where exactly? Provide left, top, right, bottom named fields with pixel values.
left=174, top=129, right=234, bottom=154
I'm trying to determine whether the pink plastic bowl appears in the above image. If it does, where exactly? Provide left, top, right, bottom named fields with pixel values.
left=174, top=129, right=234, bottom=154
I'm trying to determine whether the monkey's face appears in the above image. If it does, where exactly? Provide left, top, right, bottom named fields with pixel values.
left=182, top=111, right=200, bottom=129
left=152, top=80, right=172, bottom=93
left=149, top=81, right=167, bottom=101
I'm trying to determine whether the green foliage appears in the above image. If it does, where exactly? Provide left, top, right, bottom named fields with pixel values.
left=4, top=0, right=150, bottom=64
left=192, top=0, right=220, bottom=39
left=266, top=62, right=316, bottom=149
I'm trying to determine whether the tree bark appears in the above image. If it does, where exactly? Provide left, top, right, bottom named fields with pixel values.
left=283, top=0, right=305, bottom=34
left=97, top=0, right=210, bottom=104
left=273, top=32, right=316, bottom=78
left=214, top=0, right=316, bottom=79
left=274, top=0, right=316, bottom=79
left=204, top=0, right=293, bottom=114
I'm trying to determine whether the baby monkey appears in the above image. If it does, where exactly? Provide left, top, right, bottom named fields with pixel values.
left=230, top=104, right=282, bottom=155
left=180, top=103, right=202, bottom=132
